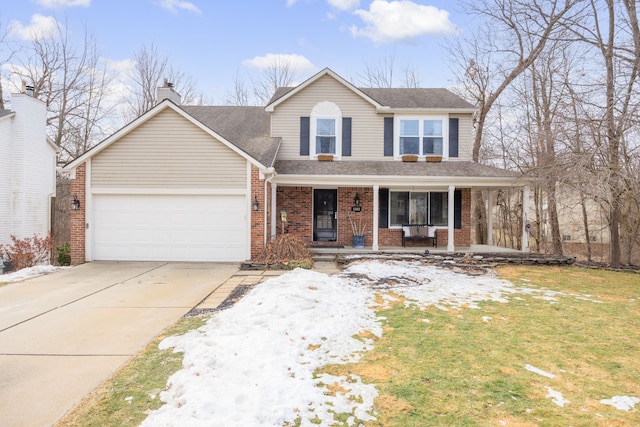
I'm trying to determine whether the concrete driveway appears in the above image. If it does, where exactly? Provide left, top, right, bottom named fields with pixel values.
left=0, top=262, right=239, bottom=427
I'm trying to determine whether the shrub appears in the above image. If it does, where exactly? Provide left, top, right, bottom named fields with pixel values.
left=0, top=234, right=53, bottom=272
left=56, top=242, right=71, bottom=266
left=255, top=234, right=313, bottom=269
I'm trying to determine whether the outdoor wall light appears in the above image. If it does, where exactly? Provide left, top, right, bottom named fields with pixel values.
left=354, top=193, right=361, bottom=206
left=252, top=195, right=259, bottom=211
left=71, top=194, right=81, bottom=210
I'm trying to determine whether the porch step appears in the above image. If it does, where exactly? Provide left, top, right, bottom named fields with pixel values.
left=313, top=254, right=337, bottom=263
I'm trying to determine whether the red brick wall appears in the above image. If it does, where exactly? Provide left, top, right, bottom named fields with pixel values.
left=378, top=227, right=403, bottom=246
left=70, top=163, right=86, bottom=265
left=276, top=186, right=313, bottom=244
left=337, top=187, right=374, bottom=247
left=250, top=166, right=267, bottom=259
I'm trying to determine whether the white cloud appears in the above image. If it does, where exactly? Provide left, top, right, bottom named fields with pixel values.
left=328, top=0, right=359, bottom=11
left=8, top=14, right=60, bottom=41
left=286, top=0, right=299, bottom=6
left=159, top=0, right=202, bottom=14
left=243, top=53, right=317, bottom=74
left=34, top=0, right=90, bottom=7
left=351, top=0, right=458, bottom=43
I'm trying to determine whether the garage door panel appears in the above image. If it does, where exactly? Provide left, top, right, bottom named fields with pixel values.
left=93, top=195, right=248, bottom=262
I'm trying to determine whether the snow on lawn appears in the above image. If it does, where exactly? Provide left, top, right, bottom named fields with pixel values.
left=0, top=265, right=62, bottom=283
left=600, top=395, right=640, bottom=411
left=139, top=259, right=601, bottom=426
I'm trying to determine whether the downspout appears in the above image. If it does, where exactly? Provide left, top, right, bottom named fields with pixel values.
left=264, top=167, right=276, bottom=248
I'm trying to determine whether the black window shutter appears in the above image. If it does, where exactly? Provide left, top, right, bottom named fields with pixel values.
left=454, top=190, right=462, bottom=229
left=379, top=188, right=389, bottom=228
left=342, top=117, right=352, bottom=156
left=300, top=117, right=310, bottom=156
left=383, top=117, right=394, bottom=156
left=449, top=118, right=459, bottom=158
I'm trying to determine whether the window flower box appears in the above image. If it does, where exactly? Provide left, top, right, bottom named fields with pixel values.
left=402, top=154, right=418, bottom=162
left=425, top=155, right=442, bottom=162
left=317, top=154, right=333, bottom=161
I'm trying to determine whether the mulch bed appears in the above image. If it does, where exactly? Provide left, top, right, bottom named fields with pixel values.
left=185, top=284, right=256, bottom=317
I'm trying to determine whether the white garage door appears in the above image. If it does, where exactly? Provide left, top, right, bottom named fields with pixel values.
left=92, top=194, right=248, bottom=262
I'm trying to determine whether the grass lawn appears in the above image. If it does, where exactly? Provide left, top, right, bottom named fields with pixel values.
left=323, top=265, right=640, bottom=426
left=55, top=265, right=640, bottom=426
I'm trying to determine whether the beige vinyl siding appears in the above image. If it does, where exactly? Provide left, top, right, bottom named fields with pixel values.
left=92, top=108, right=246, bottom=189
left=450, top=113, right=473, bottom=161
left=271, top=75, right=385, bottom=161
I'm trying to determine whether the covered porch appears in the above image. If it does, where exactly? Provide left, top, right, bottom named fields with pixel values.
left=265, top=161, right=531, bottom=254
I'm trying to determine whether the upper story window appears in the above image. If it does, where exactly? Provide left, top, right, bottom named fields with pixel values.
left=395, top=116, right=447, bottom=158
left=310, top=101, right=342, bottom=158
left=316, top=118, right=336, bottom=154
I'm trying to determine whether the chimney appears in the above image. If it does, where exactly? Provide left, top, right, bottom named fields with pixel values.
left=157, top=79, right=181, bottom=105
left=21, top=81, right=35, bottom=97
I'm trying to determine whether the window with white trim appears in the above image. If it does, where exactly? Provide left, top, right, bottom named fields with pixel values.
left=395, top=116, right=447, bottom=158
left=389, top=191, right=449, bottom=227
left=310, top=101, right=342, bottom=158
left=316, top=118, right=336, bottom=154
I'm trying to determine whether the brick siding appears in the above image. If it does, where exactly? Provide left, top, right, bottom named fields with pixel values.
left=69, top=163, right=86, bottom=265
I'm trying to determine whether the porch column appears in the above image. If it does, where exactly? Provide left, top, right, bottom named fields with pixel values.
left=270, top=182, right=277, bottom=241
left=372, top=185, right=379, bottom=251
left=447, top=185, right=455, bottom=252
left=487, top=190, right=494, bottom=246
left=522, top=185, right=530, bottom=252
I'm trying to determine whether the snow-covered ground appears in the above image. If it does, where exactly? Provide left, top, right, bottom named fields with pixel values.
left=140, top=259, right=639, bottom=426
left=0, top=265, right=63, bottom=283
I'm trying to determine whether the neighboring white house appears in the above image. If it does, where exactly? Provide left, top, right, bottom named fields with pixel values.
left=0, top=90, right=58, bottom=248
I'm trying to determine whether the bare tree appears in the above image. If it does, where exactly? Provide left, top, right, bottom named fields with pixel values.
left=251, top=57, right=300, bottom=105
left=358, top=52, right=396, bottom=88
left=449, top=0, right=583, bottom=244
left=225, top=69, right=250, bottom=106
left=126, top=43, right=200, bottom=118
left=356, top=52, right=422, bottom=88
left=0, top=23, right=14, bottom=110
left=401, top=62, right=421, bottom=88
left=562, top=0, right=640, bottom=265
left=9, top=22, right=115, bottom=162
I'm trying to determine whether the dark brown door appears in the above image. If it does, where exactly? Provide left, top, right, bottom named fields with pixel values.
left=313, top=189, right=337, bottom=241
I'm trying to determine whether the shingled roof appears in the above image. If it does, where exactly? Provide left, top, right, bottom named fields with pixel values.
left=268, top=86, right=475, bottom=110
left=182, top=105, right=280, bottom=167
left=273, top=160, right=520, bottom=179
left=360, top=88, right=475, bottom=110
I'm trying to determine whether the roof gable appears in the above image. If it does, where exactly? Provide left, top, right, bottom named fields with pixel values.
left=64, top=100, right=274, bottom=171
left=266, top=68, right=476, bottom=112
left=265, top=68, right=383, bottom=112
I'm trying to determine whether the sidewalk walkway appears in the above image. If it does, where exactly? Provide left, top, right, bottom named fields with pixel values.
left=194, top=261, right=341, bottom=312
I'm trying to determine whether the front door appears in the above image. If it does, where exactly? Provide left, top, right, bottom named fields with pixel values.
left=313, top=189, right=337, bottom=242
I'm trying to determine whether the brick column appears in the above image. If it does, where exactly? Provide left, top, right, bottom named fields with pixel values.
left=70, top=163, right=86, bottom=265
left=250, top=166, right=265, bottom=259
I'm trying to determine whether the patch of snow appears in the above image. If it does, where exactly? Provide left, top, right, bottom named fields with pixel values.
left=342, top=260, right=514, bottom=309
left=545, top=386, right=569, bottom=407
left=482, top=316, right=492, bottom=322
left=141, top=269, right=380, bottom=426
left=600, top=395, right=640, bottom=411
left=525, top=364, right=556, bottom=379
left=0, top=265, right=64, bottom=283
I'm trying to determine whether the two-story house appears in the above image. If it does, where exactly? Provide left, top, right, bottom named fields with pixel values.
left=0, top=89, right=58, bottom=250
left=63, top=68, right=529, bottom=264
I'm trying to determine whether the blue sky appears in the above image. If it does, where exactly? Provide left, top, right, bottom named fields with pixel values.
left=2, top=0, right=469, bottom=103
